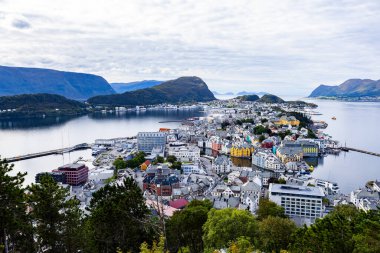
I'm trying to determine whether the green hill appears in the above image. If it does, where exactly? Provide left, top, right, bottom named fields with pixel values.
left=0, top=93, right=86, bottom=118
left=309, top=79, right=380, bottom=98
left=257, top=94, right=285, bottom=103
left=88, top=76, right=216, bottom=106
left=236, top=94, right=260, bottom=102
left=0, top=66, right=115, bottom=100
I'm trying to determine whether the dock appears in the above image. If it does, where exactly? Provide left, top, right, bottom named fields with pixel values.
left=158, top=120, right=183, bottom=123
left=339, top=147, right=380, bottom=157
left=4, top=143, right=91, bottom=163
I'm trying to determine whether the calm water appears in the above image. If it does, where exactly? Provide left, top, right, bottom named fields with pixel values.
left=1, top=99, right=379, bottom=192
left=307, top=99, right=380, bottom=193
left=0, top=110, right=205, bottom=185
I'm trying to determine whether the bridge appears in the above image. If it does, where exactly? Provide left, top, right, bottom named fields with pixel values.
left=339, top=147, right=380, bottom=157
left=4, top=143, right=91, bottom=163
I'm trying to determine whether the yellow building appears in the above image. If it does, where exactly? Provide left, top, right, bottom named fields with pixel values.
left=274, top=116, right=300, bottom=127
left=230, top=145, right=255, bottom=158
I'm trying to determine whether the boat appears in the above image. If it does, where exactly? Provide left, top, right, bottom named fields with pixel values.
left=332, top=116, right=336, bottom=120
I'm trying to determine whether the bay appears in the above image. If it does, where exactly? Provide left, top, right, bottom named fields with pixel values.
left=0, top=110, right=205, bottom=185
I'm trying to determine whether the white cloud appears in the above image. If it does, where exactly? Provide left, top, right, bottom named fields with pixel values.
left=0, top=0, right=380, bottom=96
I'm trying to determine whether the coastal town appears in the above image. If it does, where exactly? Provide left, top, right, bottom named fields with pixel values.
left=36, top=97, right=380, bottom=226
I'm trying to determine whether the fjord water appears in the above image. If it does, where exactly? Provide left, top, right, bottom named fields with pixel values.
left=0, top=110, right=205, bottom=185
left=0, top=99, right=379, bottom=192
left=308, top=99, right=380, bottom=193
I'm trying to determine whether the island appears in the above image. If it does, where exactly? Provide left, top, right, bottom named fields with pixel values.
left=0, top=93, right=87, bottom=119
left=309, top=78, right=380, bottom=101
left=88, top=76, right=216, bottom=106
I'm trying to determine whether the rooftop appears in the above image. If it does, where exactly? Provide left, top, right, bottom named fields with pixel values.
left=269, top=183, right=325, bottom=197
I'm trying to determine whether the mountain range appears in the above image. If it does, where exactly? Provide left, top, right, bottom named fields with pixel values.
left=0, top=66, right=115, bottom=100
left=88, top=76, right=216, bottom=106
left=237, top=91, right=268, bottom=96
left=309, top=79, right=380, bottom=98
left=111, top=80, right=163, bottom=93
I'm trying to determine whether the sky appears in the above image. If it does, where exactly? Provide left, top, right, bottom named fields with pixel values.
left=0, top=0, right=380, bottom=96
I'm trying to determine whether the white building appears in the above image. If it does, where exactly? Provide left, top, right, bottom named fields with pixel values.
left=181, top=163, right=204, bottom=175
left=350, top=188, right=380, bottom=212
left=212, top=155, right=231, bottom=174
left=168, top=145, right=200, bottom=162
left=252, top=151, right=282, bottom=172
left=269, top=183, right=325, bottom=223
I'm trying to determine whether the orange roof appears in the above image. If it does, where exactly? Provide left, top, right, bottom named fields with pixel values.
left=159, top=128, right=171, bottom=132
left=143, top=160, right=151, bottom=165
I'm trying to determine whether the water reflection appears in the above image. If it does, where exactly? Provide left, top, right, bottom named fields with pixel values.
left=0, top=115, right=82, bottom=129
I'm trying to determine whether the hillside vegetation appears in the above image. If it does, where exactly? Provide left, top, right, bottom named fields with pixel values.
left=88, top=76, right=216, bottom=106
left=0, top=93, right=86, bottom=118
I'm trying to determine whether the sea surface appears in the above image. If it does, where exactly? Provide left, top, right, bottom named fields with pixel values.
left=1, top=98, right=379, bottom=193
left=0, top=110, right=205, bottom=185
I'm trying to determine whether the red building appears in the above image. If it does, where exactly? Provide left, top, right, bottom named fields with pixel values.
left=143, top=166, right=180, bottom=196
left=53, top=163, right=89, bottom=185
left=211, top=142, right=222, bottom=151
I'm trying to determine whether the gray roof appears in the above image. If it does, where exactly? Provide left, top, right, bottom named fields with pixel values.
left=214, top=155, right=229, bottom=165
left=228, top=197, right=240, bottom=208
left=213, top=200, right=228, bottom=209
left=269, top=183, right=325, bottom=197
left=242, top=181, right=261, bottom=192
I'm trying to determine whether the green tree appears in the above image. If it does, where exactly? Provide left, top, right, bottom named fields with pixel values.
left=166, top=200, right=212, bottom=253
left=254, top=125, right=268, bottom=135
left=290, top=205, right=360, bottom=253
left=228, top=236, right=254, bottom=253
left=85, top=178, right=155, bottom=253
left=352, top=210, right=380, bottom=253
left=113, top=157, right=127, bottom=170
left=156, top=156, right=165, bottom=164
left=203, top=208, right=258, bottom=250
left=258, top=135, right=265, bottom=142
left=170, top=161, right=182, bottom=170
left=0, top=158, right=33, bottom=253
left=140, top=235, right=168, bottom=253
left=258, top=216, right=296, bottom=252
left=27, top=174, right=83, bottom=253
left=166, top=155, right=177, bottom=164
left=256, top=199, right=286, bottom=220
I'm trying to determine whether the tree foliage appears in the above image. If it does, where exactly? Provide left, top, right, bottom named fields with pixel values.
left=27, top=174, right=83, bottom=253
left=290, top=205, right=380, bottom=253
left=85, top=177, right=155, bottom=253
left=258, top=216, right=296, bottom=253
left=256, top=199, right=286, bottom=220
left=202, top=208, right=257, bottom=250
left=166, top=200, right=212, bottom=253
left=0, top=158, right=32, bottom=252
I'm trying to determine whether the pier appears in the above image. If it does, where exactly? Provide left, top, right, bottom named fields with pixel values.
left=5, top=143, right=91, bottom=163
left=158, top=120, right=183, bottom=123
left=339, top=147, right=380, bottom=157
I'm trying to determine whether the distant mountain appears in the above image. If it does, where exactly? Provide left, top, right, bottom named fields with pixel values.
left=237, top=95, right=260, bottom=102
left=0, top=66, right=115, bottom=100
left=111, top=80, right=163, bottom=93
left=257, top=94, right=285, bottom=103
left=88, top=76, right=216, bottom=106
left=212, top=91, right=235, bottom=96
left=0, top=93, right=86, bottom=118
left=237, top=91, right=268, bottom=96
left=309, top=79, right=380, bottom=98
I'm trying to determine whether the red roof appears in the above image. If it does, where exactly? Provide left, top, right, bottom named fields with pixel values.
left=169, top=198, right=189, bottom=209
left=143, top=160, right=151, bottom=166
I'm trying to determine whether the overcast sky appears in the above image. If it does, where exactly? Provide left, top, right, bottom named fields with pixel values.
left=1, top=0, right=379, bottom=96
